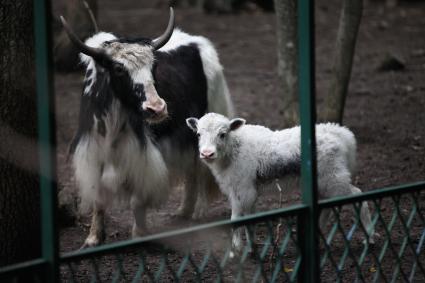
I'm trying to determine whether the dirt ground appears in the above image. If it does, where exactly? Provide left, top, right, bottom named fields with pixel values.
left=54, top=0, right=425, bottom=281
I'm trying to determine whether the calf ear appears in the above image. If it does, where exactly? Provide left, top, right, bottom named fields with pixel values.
left=186, top=118, right=199, bottom=132
left=229, top=118, right=246, bottom=131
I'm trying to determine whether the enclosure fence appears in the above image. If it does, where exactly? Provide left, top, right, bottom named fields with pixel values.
left=1, top=0, right=424, bottom=282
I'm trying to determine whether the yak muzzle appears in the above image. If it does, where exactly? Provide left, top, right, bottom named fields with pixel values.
left=142, top=98, right=168, bottom=123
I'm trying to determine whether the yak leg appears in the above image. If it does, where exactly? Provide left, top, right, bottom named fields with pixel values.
left=131, top=199, right=148, bottom=238
left=177, top=171, right=198, bottom=219
left=81, top=202, right=105, bottom=248
left=192, top=164, right=216, bottom=220
left=188, top=162, right=217, bottom=220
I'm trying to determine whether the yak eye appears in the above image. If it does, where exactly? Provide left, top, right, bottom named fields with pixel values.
left=196, top=133, right=201, bottom=138
left=113, top=63, right=125, bottom=76
left=219, top=132, right=226, bottom=139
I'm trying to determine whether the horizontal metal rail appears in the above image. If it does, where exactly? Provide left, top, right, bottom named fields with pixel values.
left=319, top=181, right=425, bottom=209
left=59, top=181, right=425, bottom=264
left=61, top=204, right=308, bottom=262
left=60, top=181, right=425, bottom=263
left=0, top=258, right=46, bottom=281
left=2, top=181, right=424, bottom=277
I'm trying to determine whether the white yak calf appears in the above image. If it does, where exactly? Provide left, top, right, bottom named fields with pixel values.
left=186, top=113, right=375, bottom=257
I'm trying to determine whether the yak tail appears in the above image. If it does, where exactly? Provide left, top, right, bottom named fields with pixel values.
left=207, top=69, right=235, bottom=117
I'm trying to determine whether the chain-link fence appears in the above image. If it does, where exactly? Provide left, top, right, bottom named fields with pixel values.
left=60, top=212, right=302, bottom=282
left=55, top=187, right=425, bottom=282
left=3, top=185, right=424, bottom=282
left=319, top=187, right=425, bottom=282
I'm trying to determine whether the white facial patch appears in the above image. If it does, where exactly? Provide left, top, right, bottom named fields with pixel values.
left=80, top=32, right=118, bottom=65
left=103, top=42, right=155, bottom=84
left=198, top=131, right=217, bottom=154
left=80, top=32, right=119, bottom=96
left=101, top=41, right=167, bottom=120
left=197, top=113, right=230, bottom=134
left=196, top=113, right=231, bottom=156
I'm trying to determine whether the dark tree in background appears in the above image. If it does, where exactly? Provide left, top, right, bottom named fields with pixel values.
left=323, top=0, right=363, bottom=124
left=274, top=0, right=363, bottom=125
left=0, top=0, right=41, bottom=266
left=273, top=0, right=298, bottom=127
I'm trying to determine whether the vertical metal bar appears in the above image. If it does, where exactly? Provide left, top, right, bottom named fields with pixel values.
left=297, top=0, right=319, bottom=282
left=33, top=0, right=58, bottom=282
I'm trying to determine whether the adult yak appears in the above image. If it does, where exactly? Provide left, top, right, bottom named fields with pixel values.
left=61, top=8, right=234, bottom=247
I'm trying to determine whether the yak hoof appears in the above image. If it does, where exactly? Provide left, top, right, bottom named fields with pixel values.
left=192, top=205, right=207, bottom=220
left=132, top=225, right=149, bottom=238
left=175, top=206, right=193, bottom=219
left=80, top=235, right=102, bottom=249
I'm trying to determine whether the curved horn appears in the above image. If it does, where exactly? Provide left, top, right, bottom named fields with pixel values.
left=60, top=16, right=105, bottom=61
left=82, top=0, right=99, bottom=33
left=151, top=7, right=175, bottom=50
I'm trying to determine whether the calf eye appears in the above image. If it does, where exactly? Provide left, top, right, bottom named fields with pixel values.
left=113, top=63, right=125, bottom=76
left=219, top=133, right=226, bottom=139
left=196, top=133, right=200, bottom=138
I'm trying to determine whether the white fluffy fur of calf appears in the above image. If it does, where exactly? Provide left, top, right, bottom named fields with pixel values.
left=186, top=113, right=374, bottom=257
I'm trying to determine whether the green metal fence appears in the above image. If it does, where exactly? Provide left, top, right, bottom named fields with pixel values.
left=1, top=0, right=424, bottom=282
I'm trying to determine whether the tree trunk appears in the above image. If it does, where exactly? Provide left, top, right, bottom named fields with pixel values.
left=323, top=0, right=363, bottom=124
left=0, top=0, right=41, bottom=266
left=273, top=0, right=298, bottom=127
left=54, top=0, right=97, bottom=72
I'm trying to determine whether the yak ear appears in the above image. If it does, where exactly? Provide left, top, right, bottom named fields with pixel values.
left=186, top=117, right=199, bottom=132
left=229, top=118, right=246, bottom=131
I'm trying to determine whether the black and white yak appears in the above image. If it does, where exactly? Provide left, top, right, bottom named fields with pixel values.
left=61, top=8, right=234, bottom=247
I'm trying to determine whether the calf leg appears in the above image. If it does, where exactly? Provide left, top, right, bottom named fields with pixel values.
left=229, top=203, right=243, bottom=259
left=342, top=185, right=375, bottom=244
left=243, top=202, right=256, bottom=254
left=319, top=208, right=332, bottom=232
left=360, top=201, right=376, bottom=244
left=320, top=168, right=376, bottom=244
left=229, top=186, right=257, bottom=258
left=350, top=185, right=376, bottom=244
left=82, top=202, right=105, bottom=248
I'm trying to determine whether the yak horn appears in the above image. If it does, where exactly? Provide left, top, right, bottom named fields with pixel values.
left=60, top=16, right=105, bottom=61
left=151, top=7, right=175, bottom=50
left=82, top=0, right=99, bottom=33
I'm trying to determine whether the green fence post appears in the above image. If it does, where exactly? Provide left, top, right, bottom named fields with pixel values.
left=297, top=0, right=319, bottom=282
left=34, top=0, right=58, bottom=282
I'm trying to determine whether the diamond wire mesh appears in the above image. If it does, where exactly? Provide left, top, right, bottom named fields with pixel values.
left=2, top=189, right=424, bottom=282
left=60, top=215, right=301, bottom=282
left=319, top=190, right=425, bottom=283
left=59, top=189, right=425, bottom=282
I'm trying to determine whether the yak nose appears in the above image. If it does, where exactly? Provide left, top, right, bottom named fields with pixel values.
left=143, top=98, right=168, bottom=120
left=142, top=83, right=168, bottom=121
left=145, top=99, right=166, bottom=114
left=200, top=150, right=215, bottom=159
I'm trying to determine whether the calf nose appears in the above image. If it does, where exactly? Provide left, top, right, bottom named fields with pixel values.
left=200, top=150, right=215, bottom=159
